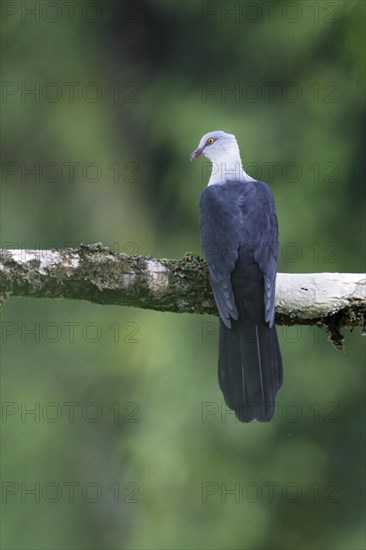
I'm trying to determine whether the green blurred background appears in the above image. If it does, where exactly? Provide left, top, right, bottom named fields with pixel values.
left=1, top=1, right=365, bottom=549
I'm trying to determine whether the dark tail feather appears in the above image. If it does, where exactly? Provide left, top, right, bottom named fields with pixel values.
left=218, top=318, right=283, bottom=422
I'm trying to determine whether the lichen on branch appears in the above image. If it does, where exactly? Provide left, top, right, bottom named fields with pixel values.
left=0, top=243, right=365, bottom=348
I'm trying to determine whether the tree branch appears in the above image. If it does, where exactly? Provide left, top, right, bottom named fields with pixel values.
left=0, top=244, right=365, bottom=348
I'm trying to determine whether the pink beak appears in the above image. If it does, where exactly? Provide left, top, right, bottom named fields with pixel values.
left=189, top=146, right=204, bottom=161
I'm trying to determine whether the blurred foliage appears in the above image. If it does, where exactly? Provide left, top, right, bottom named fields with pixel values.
left=1, top=1, right=365, bottom=549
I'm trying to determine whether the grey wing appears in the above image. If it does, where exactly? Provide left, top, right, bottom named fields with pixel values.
left=206, top=264, right=238, bottom=329
left=254, top=210, right=279, bottom=327
left=199, top=188, right=240, bottom=328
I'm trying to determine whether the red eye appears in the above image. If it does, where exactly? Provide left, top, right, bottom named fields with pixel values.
left=207, top=138, right=214, bottom=145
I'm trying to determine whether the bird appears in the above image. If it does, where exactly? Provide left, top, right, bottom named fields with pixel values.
left=190, top=130, right=283, bottom=422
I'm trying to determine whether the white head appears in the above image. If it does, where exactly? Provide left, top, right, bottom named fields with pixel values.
left=190, top=130, right=254, bottom=186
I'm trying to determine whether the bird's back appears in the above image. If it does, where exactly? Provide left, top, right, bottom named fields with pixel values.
left=199, top=179, right=283, bottom=422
